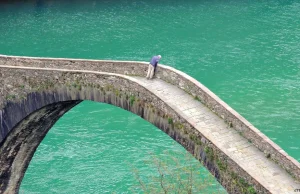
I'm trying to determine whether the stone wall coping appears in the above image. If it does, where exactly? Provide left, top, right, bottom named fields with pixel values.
left=1, top=54, right=300, bottom=175
left=0, top=64, right=138, bottom=82
left=0, top=54, right=149, bottom=64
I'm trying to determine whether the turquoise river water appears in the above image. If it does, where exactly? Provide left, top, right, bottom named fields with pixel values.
left=0, top=0, right=300, bottom=193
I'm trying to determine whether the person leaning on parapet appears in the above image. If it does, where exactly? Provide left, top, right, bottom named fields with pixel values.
left=146, top=55, right=161, bottom=80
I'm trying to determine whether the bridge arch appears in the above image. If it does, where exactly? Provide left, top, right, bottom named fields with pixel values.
left=1, top=55, right=300, bottom=194
left=0, top=67, right=211, bottom=193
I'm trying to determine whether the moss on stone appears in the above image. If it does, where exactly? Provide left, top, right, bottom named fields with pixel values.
left=130, top=95, right=135, bottom=106
left=247, top=187, right=256, bottom=194
left=72, top=83, right=77, bottom=88
left=204, top=146, right=214, bottom=161
left=114, top=89, right=120, bottom=97
left=152, top=108, right=156, bottom=114
left=189, top=134, right=202, bottom=145
left=168, top=117, right=173, bottom=125
left=217, top=159, right=227, bottom=171
left=194, top=95, right=201, bottom=102
left=183, top=129, right=188, bottom=134
left=6, top=94, right=16, bottom=100
left=230, top=172, right=256, bottom=194
left=174, top=121, right=184, bottom=129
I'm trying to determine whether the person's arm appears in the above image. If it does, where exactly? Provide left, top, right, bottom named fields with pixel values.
left=154, top=62, right=158, bottom=74
left=155, top=58, right=160, bottom=67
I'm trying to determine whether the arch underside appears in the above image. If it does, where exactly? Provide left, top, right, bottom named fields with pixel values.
left=0, top=89, right=192, bottom=193
left=0, top=101, right=80, bottom=193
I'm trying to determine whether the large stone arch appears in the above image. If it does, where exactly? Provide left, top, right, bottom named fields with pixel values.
left=0, top=67, right=209, bottom=193
left=1, top=56, right=300, bottom=194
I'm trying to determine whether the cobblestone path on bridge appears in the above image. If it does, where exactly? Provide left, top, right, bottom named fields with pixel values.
left=133, top=76, right=300, bottom=194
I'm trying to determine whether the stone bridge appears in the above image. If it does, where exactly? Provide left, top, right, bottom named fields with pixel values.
left=0, top=55, right=299, bottom=194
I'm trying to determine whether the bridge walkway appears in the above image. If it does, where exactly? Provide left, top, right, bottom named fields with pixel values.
left=132, top=76, right=300, bottom=194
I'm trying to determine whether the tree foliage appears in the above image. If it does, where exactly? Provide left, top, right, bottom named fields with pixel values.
left=130, top=151, right=226, bottom=194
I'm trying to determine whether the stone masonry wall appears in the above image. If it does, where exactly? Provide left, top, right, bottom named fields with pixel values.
left=0, top=55, right=299, bottom=182
left=0, top=66, right=267, bottom=193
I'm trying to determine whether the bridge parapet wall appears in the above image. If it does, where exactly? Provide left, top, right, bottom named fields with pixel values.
left=155, top=65, right=300, bottom=182
left=0, top=55, right=299, bottom=182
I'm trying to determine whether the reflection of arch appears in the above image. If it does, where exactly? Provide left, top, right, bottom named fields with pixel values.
left=1, top=56, right=300, bottom=194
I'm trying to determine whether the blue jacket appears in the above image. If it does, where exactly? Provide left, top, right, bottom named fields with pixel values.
left=150, top=56, right=160, bottom=68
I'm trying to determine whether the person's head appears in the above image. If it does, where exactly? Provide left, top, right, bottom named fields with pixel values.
left=158, top=55, right=162, bottom=59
